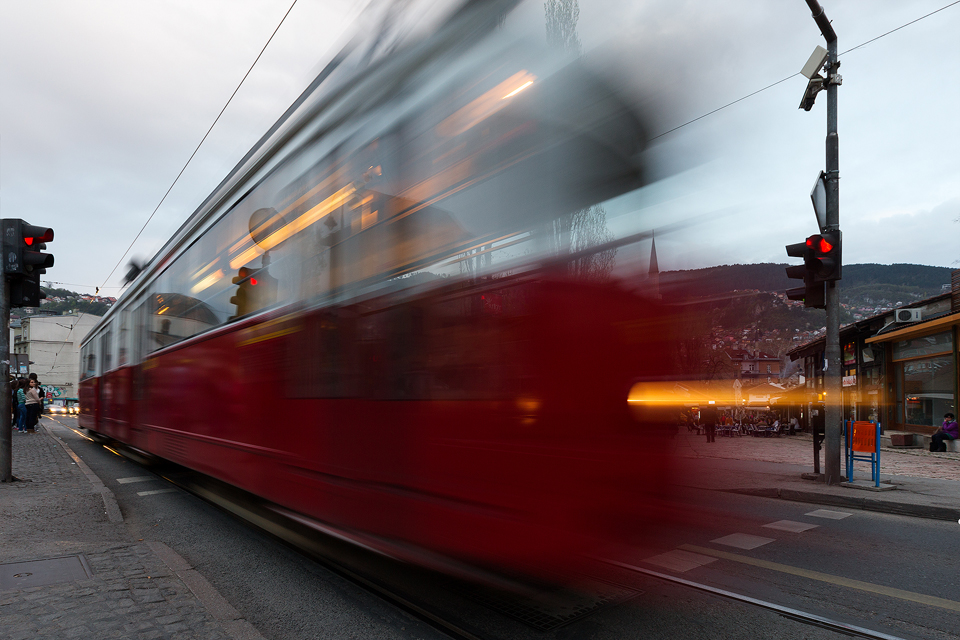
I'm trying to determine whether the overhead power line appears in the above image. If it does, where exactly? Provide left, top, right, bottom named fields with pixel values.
left=42, top=1, right=299, bottom=381
left=98, top=0, right=300, bottom=291
left=650, top=0, right=960, bottom=141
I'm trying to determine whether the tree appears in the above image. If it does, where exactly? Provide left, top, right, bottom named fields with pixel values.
left=543, top=0, right=616, bottom=280
left=545, top=0, right=581, bottom=54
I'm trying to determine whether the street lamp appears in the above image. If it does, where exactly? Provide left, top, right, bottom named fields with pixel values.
left=800, top=0, right=843, bottom=486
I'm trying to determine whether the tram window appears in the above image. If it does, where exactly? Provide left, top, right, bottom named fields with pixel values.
left=83, top=345, right=97, bottom=379
left=118, top=309, right=129, bottom=366
left=145, top=250, right=224, bottom=352
left=101, top=329, right=113, bottom=372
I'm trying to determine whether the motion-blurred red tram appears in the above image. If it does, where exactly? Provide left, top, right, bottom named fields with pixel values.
left=79, top=2, right=679, bottom=583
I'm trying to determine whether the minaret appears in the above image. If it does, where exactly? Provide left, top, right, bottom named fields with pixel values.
left=649, top=232, right=661, bottom=300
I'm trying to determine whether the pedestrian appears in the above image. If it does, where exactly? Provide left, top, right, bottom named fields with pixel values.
left=10, top=378, right=19, bottom=429
left=930, top=413, right=958, bottom=452
left=29, top=373, right=45, bottom=418
left=702, top=403, right=718, bottom=443
left=25, top=378, right=41, bottom=432
left=15, top=379, right=28, bottom=433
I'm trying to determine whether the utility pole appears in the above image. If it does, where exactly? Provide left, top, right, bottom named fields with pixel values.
left=805, top=0, right=842, bottom=484
left=1, top=271, right=11, bottom=482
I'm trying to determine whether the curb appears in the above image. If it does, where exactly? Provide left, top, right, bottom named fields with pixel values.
left=41, top=419, right=124, bottom=524
left=146, top=541, right=268, bottom=640
left=728, top=487, right=960, bottom=522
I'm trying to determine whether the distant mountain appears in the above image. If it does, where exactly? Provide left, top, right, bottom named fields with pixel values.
left=658, top=263, right=951, bottom=308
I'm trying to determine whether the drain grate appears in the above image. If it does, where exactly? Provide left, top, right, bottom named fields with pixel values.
left=460, top=581, right=641, bottom=632
left=0, top=555, right=93, bottom=590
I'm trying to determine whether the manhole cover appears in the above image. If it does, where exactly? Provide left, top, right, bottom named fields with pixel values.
left=0, top=555, right=93, bottom=590
left=461, top=581, right=641, bottom=631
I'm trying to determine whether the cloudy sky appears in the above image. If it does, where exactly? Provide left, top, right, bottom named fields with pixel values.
left=1, top=0, right=958, bottom=296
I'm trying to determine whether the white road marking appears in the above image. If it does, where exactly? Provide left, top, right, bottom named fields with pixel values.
left=805, top=509, right=852, bottom=520
left=711, top=533, right=776, bottom=550
left=137, top=489, right=177, bottom=496
left=643, top=549, right=718, bottom=573
left=763, top=520, right=819, bottom=533
left=117, top=476, right=154, bottom=484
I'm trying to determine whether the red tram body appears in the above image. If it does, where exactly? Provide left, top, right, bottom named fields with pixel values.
left=79, top=3, right=678, bottom=582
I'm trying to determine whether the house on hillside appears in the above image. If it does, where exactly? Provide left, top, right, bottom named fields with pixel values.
left=726, top=349, right=780, bottom=381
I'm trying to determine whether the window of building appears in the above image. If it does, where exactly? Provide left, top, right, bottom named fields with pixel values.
left=892, top=331, right=955, bottom=428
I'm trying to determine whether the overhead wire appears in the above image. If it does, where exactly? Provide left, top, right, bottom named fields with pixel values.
left=34, top=0, right=300, bottom=385
left=97, top=0, right=300, bottom=291
left=649, top=0, right=960, bottom=142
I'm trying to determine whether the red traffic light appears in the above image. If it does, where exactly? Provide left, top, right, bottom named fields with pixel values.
left=817, top=237, right=833, bottom=253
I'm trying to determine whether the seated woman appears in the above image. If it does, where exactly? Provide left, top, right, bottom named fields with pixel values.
left=930, top=413, right=958, bottom=452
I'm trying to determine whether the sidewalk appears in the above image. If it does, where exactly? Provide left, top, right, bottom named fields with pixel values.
left=671, top=429, right=960, bottom=521
left=0, top=418, right=265, bottom=640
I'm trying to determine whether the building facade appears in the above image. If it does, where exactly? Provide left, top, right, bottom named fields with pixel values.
left=788, top=273, right=959, bottom=436
left=11, top=313, right=100, bottom=400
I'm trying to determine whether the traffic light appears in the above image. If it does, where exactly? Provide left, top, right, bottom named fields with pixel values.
left=230, top=267, right=254, bottom=317
left=230, top=266, right=278, bottom=317
left=2, top=219, right=54, bottom=277
left=785, top=236, right=825, bottom=309
left=3, top=218, right=54, bottom=308
left=10, top=272, right=45, bottom=307
left=809, top=230, right=841, bottom=282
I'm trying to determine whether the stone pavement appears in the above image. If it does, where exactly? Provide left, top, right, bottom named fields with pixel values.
left=670, top=429, right=960, bottom=521
left=0, top=418, right=266, bottom=640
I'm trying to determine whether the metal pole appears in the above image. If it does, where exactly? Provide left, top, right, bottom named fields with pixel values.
left=805, top=0, right=841, bottom=484
left=0, top=273, right=11, bottom=482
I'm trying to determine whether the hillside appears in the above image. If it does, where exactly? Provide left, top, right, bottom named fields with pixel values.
left=659, top=263, right=951, bottom=310
left=37, top=287, right=114, bottom=316
left=649, top=263, right=953, bottom=367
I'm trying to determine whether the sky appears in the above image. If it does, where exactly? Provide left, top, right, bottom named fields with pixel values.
left=1, top=0, right=958, bottom=297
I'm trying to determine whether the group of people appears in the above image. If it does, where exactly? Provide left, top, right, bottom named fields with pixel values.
left=11, top=373, right=45, bottom=433
left=682, top=408, right=799, bottom=442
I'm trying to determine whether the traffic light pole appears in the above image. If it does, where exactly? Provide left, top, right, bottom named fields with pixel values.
left=1, top=274, right=11, bottom=482
left=806, top=0, right=842, bottom=484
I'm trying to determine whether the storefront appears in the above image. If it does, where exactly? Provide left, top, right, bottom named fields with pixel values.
left=867, top=321, right=958, bottom=434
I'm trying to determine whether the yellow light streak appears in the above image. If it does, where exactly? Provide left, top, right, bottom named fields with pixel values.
left=437, top=71, right=537, bottom=137
left=190, top=269, right=224, bottom=294
left=229, top=184, right=356, bottom=270
left=192, top=257, right=219, bottom=280
left=502, top=80, right=533, bottom=99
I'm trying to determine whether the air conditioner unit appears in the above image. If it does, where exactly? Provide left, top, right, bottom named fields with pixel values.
left=895, top=309, right=922, bottom=323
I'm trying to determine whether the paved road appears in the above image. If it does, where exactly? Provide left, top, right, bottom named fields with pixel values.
left=10, top=416, right=956, bottom=640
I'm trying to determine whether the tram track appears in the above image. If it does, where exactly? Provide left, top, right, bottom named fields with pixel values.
left=51, top=418, right=912, bottom=640
left=597, top=558, right=908, bottom=640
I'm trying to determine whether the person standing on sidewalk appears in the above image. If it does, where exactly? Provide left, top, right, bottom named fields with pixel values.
left=702, top=403, right=718, bottom=443
left=930, top=413, right=958, bottom=452
left=29, top=373, right=45, bottom=418
left=25, top=378, right=41, bottom=432
left=15, top=379, right=28, bottom=432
